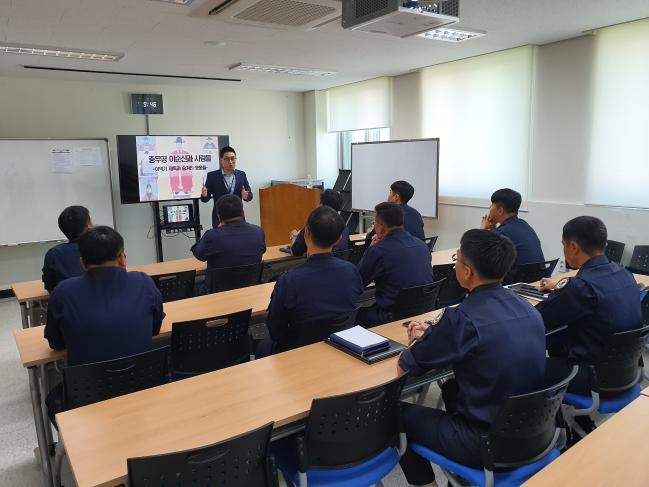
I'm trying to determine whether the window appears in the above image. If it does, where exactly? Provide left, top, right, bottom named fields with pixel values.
left=586, top=19, right=649, bottom=209
left=420, top=46, right=535, bottom=205
left=338, top=128, right=391, bottom=170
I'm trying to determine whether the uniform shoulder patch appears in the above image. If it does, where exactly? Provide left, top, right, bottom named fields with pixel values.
left=555, top=277, right=570, bottom=290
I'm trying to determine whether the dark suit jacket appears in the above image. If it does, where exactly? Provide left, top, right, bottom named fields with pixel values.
left=201, top=169, right=253, bottom=228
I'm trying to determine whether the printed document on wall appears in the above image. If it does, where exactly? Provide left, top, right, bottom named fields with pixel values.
left=74, top=147, right=101, bottom=167
left=50, top=148, right=74, bottom=174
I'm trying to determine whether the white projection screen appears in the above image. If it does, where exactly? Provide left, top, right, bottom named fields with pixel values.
left=351, top=139, right=439, bottom=218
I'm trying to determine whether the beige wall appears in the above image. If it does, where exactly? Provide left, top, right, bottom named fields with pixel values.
left=0, top=75, right=305, bottom=289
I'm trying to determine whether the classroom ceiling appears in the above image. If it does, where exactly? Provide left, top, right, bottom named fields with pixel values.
left=0, top=0, right=647, bottom=92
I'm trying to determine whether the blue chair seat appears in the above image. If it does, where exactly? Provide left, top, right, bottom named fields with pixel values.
left=411, top=443, right=560, bottom=487
left=277, top=446, right=399, bottom=487
left=563, top=384, right=640, bottom=414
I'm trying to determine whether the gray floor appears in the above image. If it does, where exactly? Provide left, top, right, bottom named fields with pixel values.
left=1, top=298, right=450, bottom=487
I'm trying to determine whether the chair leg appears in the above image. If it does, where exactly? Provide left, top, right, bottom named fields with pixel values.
left=53, top=441, right=66, bottom=487
left=562, top=405, right=588, bottom=439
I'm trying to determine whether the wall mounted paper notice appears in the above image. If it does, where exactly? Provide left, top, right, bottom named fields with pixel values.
left=50, top=148, right=73, bottom=174
left=74, top=146, right=101, bottom=166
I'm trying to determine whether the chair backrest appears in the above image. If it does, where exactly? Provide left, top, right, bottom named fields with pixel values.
left=605, top=240, right=626, bottom=265
left=302, top=375, right=408, bottom=469
left=510, top=259, right=559, bottom=284
left=594, top=325, right=649, bottom=391
left=486, top=363, right=578, bottom=470
left=432, top=263, right=466, bottom=306
left=628, top=245, right=649, bottom=275
left=128, top=422, right=277, bottom=487
left=152, top=270, right=196, bottom=302
left=389, top=279, right=446, bottom=321
left=333, top=248, right=352, bottom=261
left=641, top=292, right=649, bottom=327
left=283, top=308, right=359, bottom=352
left=347, top=240, right=369, bottom=266
left=206, top=262, right=264, bottom=294
left=62, top=347, right=169, bottom=410
left=170, top=309, right=252, bottom=377
left=424, top=235, right=438, bottom=252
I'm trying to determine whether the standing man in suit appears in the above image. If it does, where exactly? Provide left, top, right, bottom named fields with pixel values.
left=200, top=146, right=253, bottom=229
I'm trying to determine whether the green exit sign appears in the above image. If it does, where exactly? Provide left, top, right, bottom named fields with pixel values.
left=131, top=94, right=163, bottom=115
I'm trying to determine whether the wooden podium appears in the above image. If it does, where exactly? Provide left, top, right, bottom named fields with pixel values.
left=260, top=184, right=322, bottom=246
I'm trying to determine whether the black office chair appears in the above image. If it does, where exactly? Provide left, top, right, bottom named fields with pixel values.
left=563, top=325, right=649, bottom=436
left=627, top=245, right=649, bottom=276
left=281, top=308, right=359, bottom=353
left=276, top=375, right=408, bottom=487
left=262, top=257, right=307, bottom=283
left=347, top=240, right=369, bottom=266
left=128, top=422, right=279, bottom=487
left=509, top=259, right=559, bottom=284
left=389, top=279, right=446, bottom=321
left=152, top=270, right=196, bottom=302
left=432, top=263, right=467, bottom=307
left=411, top=363, right=577, bottom=487
left=170, top=309, right=253, bottom=378
left=605, top=240, right=626, bottom=265
left=56, top=348, right=170, bottom=487
left=332, top=248, right=352, bottom=261
left=206, top=262, right=264, bottom=293
left=423, top=236, right=438, bottom=252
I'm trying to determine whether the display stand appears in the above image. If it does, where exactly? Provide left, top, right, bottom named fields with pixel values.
left=152, top=199, right=202, bottom=262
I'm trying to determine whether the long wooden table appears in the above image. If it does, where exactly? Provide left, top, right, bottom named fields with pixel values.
left=55, top=313, right=444, bottom=487
left=523, top=395, right=649, bottom=487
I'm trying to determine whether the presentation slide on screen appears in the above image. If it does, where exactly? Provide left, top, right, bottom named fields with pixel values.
left=136, top=135, right=220, bottom=202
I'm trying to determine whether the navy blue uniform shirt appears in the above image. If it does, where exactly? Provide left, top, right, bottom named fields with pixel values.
left=192, top=220, right=266, bottom=270
left=358, top=228, right=434, bottom=310
left=266, top=253, right=363, bottom=351
left=200, top=169, right=253, bottom=229
left=366, top=203, right=425, bottom=244
left=536, top=255, right=642, bottom=364
left=290, top=226, right=349, bottom=256
left=42, top=241, right=84, bottom=292
left=494, top=216, right=544, bottom=274
left=399, top=283, right=546, bottom=426
left=44, top=267, right=164, bottom=367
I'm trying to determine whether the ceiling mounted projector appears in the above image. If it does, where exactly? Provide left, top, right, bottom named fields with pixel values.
left=342, top=0, right=459, bottom=38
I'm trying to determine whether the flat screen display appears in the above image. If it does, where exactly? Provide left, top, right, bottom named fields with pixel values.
left=164, top=204, right=192, bottom=224
left=117, top=135, right=229, bottom=204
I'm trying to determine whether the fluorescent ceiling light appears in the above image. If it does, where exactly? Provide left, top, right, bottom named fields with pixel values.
left=230, top=63, right=336, bottom=77
left=0, top=43, right=123, bottom=61
left=419, top=27, right=486, bottom=42
left=151, top=0, right=194, bottom=4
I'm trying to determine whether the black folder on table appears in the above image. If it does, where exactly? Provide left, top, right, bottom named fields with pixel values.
left=326, top=326, right=406, bottom=364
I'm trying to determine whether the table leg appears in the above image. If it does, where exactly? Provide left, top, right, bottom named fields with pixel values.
left=39, top=364, right=55, bottom=454
left=28, top=367, right=54, bottom=487
left=20, top=302, right=29, bottom=329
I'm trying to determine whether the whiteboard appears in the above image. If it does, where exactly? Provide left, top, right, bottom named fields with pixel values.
left=351, top=139, right=439, bottom=218
left=0, top=139, right=115, bottom=245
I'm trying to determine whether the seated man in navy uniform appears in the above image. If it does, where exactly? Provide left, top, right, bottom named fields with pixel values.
left=42, top=205, right=92, bottom=292
left=398, top=229, right=546, bottom=487
left=365, top=180, right=425, bottom=244
left=537, top=216, right=642, bottom=424
left=191, top=194, right=266, bottom=291
left=258, top=206, right=363, bottom=356
left=356, top=202, right=434, bottom=327
left=480, top=188, right=544, bottom=283
left=289, top=189, right=349, bottom=256
left=44, top=226, right=164, bottom=423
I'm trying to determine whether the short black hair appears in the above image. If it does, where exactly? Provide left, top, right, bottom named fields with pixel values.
left=562, top=216, right=607, bottom=255
left=79, top=226, right=124, bottom=266
left=306, top=206, right=345, bottom=248
left=58, top=206, right=90, bottom=241
left=219, top=146, right=236, bottom=159
left=390, top=180, right=415, bottom=204
left=491, top=188, right=522, bottom=214
left=320, top=189, right=343, bottom=212
left=216, top=194, right=244, bottom=221
left=460, top=229, right=517, bottom=280
left=375, top=202, right=404, bottom=228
